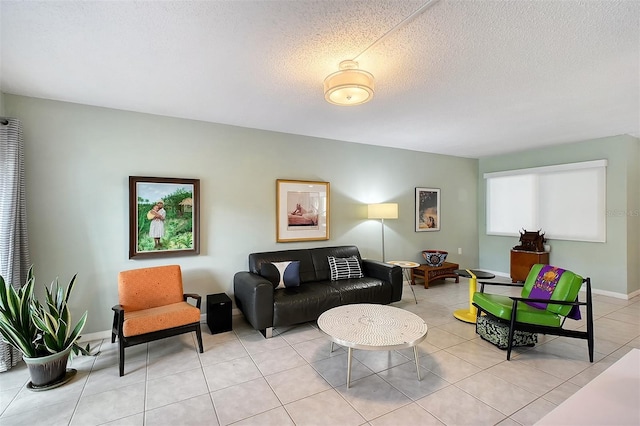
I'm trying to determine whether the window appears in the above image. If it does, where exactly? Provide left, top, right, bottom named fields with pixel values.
left=485, top=160, right=607, bottom=242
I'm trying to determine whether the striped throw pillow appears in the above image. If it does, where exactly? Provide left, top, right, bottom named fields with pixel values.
left=327, top=256, right=364, bottom=281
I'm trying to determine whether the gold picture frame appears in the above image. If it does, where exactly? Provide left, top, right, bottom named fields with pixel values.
left=276, top=179, right=330, bottom=242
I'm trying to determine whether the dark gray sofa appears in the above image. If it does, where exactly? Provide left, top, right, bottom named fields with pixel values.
left=233, top=245, right=402, bottom=337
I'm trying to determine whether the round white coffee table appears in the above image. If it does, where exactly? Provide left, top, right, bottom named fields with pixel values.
left=317, top=304, right=428, bottom=388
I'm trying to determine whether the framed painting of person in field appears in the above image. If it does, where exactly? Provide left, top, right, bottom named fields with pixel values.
left=129, top=176, right=200, bottom=259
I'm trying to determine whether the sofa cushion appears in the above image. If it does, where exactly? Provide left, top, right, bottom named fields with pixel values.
left=328, top=256, right=364, bottom=280
left=311, top=246, right=361, bottom=281
left=328, top=277, right=392, bottom=304
left=261, top=261, right=301, bottom=289
left=273, top=283, right=342, bottom=326
left=122, top=301, right=200, bottom=337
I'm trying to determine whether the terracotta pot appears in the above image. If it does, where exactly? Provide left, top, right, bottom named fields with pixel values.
left=23, top=347, right=71, bottom=387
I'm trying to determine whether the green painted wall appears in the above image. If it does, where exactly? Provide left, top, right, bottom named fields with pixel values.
left=479, top=135, right=640, bottom=296
left=5, top=94, right=479, bottom=334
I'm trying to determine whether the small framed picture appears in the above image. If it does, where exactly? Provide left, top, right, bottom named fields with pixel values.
left=415, top=187, right=440, bottom=232
left=129, top=176, right=200, bottom=259
left=276, top=179, right=330, bottom=242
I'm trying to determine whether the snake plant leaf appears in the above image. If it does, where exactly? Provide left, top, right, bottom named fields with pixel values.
left=42, top=331, right=59, bottom=353
left=56, top=318, right=68, bottom=349
left=44, top=282, right=53, bottom=307
left=0, top=275, right=8, bottom=310
left=19, top=282, right=33, bottom=326
left=31, top=310, right=46, bottom=329
left=55, top=280, right=65, bottom=312
left=64, top=274, right=77, bottom=304
left=45, top=300, right=60, bottom=319
left=67, top=311, right=87, bottom=348
left=61, top=305, right=71, bottom=329
left=6, top=282, right=20, bottom=319
left=41, top=310, right=58, bottom=336
left=73, top=341, right=95, bottom=357
left=59, top=317, right=68, bottom=337
left=0, top=316, right=36, bottom=356
left=0, top=268, right=38, bottom=357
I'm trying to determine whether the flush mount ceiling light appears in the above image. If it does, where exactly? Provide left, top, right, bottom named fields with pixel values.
left=323, top=60, right=374, bottom=106
left=323, top=0, right=439, bottom=106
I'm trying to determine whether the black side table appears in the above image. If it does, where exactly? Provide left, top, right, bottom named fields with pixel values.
left=453, top=269, right=495, bottom=324
left=206, top=293, right=232, bottom=334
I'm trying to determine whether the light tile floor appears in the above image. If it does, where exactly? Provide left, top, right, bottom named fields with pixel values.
left=1, top=277, right=639, bottom=426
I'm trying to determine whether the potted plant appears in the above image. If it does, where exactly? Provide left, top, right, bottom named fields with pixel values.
left=0, top=265, right=92, bottom=389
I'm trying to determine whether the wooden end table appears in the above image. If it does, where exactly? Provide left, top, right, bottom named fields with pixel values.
left=411, top=262, right=460, bottom=289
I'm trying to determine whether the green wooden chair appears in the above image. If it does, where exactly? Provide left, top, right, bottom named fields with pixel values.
left=472, top=264, right=593, bottom=362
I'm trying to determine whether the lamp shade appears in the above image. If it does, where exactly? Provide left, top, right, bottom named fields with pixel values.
left=367, top=203, right=398, bottom=219
left=324, top=60, right=374, bottom=106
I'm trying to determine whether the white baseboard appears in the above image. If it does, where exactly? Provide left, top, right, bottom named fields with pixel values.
left=79, top=330, right=112, bottom=343
left=629, top=288, right=640, bottom=299
left=588, top=287, right=640, bottom=300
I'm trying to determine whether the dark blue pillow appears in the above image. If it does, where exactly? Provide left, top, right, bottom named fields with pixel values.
left=260, top=261, right=301, bottom=289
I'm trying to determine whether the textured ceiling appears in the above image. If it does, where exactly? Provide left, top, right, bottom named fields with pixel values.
left=1, top=0, right=638, bottom=158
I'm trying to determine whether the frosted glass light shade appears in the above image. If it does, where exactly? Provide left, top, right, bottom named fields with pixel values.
left=368, top=203, right=398, bottom=219
left=324, top=60, right=374, bottom=106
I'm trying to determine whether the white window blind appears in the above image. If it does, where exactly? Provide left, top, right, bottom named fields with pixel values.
left=484, top=160, right=607, bottom=242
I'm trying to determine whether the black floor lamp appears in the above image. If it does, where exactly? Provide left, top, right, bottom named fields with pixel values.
left=367, top=203, right=398, bottom=263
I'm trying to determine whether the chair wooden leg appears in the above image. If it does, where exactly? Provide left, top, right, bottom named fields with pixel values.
left=195, top=324, right=204, bottom=353
left=586, top=278, right=594, bottom=362
left=506, top=300, right=518, bottom=361
left=111, top=313, right=118, bottom=343
left=119, top=339, right=125, bottom=377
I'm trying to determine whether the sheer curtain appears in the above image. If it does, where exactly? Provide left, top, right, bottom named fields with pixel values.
left=0, top=117, right=31, bottom=371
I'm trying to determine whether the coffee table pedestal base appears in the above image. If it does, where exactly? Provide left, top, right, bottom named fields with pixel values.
left=453, top=269, right=495, bottom=324
left=453, top=308, right=478, bottom=323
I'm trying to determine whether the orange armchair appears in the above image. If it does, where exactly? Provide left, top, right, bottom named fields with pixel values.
left=111, top=265, right=203, bottom=376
